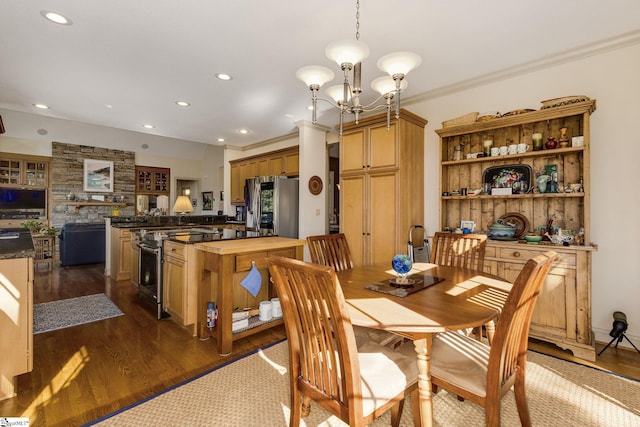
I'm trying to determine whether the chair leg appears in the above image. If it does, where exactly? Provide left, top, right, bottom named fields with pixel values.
left=290, top=389, right=302, bottom=427
left=514, top=371, right=532, bottom=427
left=485, top=401, right=501, bottom=427
left=390, top=399, right=404, bottom=427
left=410, top=388, right=421, bottom=427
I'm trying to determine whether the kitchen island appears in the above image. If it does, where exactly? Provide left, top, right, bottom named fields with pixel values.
left=195, top=237, right=304, bottom=355
left=0, top=228, right=34, bottom=400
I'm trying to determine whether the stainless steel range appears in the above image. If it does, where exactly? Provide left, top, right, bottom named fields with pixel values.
left=137, top=230, right=172, bottom=319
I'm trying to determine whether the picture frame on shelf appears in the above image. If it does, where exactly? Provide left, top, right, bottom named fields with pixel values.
left=202, top=191, right=213, bottom=210
left=83, top=159, right=113, bottom=192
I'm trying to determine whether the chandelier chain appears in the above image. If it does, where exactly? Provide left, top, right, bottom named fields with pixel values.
left=355, top=0, right=360, bottom=40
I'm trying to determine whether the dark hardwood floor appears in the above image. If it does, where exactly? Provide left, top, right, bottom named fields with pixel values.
left=1, top=263, right=638, bottom=426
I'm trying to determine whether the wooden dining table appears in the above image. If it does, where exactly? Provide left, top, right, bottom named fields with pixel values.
left=336, top=262, right=512, bottom=427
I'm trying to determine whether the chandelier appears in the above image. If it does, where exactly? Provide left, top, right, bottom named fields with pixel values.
left=296, top=0, right=421, bottom=134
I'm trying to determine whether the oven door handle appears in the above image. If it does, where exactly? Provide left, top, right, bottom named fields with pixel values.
left=137, top=243, right=161, bottom=255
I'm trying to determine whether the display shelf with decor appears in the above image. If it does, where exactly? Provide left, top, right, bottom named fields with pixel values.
left=436, top=98, right=597, bottom=361
left=66, top=201, right=128, bottom=214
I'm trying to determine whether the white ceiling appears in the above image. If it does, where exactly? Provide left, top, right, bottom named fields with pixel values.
left=1, top=1, right=639, bottom=147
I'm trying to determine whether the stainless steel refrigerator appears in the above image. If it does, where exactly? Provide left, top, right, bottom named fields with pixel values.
left=245, top=176, right=299, bottom=238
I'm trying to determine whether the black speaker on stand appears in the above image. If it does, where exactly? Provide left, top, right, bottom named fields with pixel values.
left=598, top=311, right=640, bottom=356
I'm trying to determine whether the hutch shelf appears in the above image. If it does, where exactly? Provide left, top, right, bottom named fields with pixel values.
left=436, top=99, right=597, bottom=361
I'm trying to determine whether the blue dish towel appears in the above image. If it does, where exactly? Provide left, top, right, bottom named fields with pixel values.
left=241, top=263, right=262, bottom=297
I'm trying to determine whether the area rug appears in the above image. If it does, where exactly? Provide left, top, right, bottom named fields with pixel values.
left=86, top=340, right=640, bottom=427
left=34, top=293, right=124, bottom=334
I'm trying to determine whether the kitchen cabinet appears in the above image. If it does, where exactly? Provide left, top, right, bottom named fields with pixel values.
left=340, top=109, right=427, bottom=266
left=229, top=146, right=299, bottom=205
left=436, top=99, right=597, bottom=361
left=0, top=256, right=33, bottom=400
left=162, top=240, right=198, bottom=336
left=0, top=153, right=49, bottom=188
left=110, top=227, right=131, bottom=281
left=135, top=166, right=170, bottom=195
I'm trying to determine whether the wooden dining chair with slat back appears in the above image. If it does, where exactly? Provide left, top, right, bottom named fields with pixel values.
left=430, top=232, right=492, bottom=342
left=306, top=233, right=402, bottom=347
left=266, top=256, right=420, bottom=427
left=428, top=251, right=557, bottom=427
left=307, top=233, right=353, bottom=272
left=430, top=232, right=487, bottom=271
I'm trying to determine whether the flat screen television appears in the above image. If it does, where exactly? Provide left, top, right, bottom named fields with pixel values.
left=0, top=189, right=47, bottom=210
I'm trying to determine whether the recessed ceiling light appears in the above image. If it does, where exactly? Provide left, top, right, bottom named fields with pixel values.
left=238, top=129, right=249, bottom=135
left=215, top=73, right=233, bottom=81
left=175, top=101, right=190, bottom=107
left=143, top=124, right=154, bottom=129
left=105, top=104, right=113, bottom=109
left=217, top=138, right=225, bottom=142
left=33, top=104, right=50, bottom=109
left=40, top=10, right=73, bottom=25
left=285, top=114, right=294, bottom=118
left=307, top=105, right=314, bottom=111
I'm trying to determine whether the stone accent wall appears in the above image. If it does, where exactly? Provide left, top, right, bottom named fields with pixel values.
left=51, top=142, right=135, bottom=229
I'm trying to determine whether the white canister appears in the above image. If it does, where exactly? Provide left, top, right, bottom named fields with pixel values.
left=499, top=146, right=508, bottom=155
left=259, top=301, right=273, bottom=321
left=271, top=298, right=282, bottom=318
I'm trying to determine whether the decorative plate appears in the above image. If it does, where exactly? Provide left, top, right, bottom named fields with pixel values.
left=482, top=164, right=532, bottom=192
left=308, top=175, right=323, bottom=195
left=498, top=212, right=530, bottom=239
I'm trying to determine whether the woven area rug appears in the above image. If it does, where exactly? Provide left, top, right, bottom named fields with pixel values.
left=34, top=293, right=124, bottom=334
left=86, top=340, right=640, bottom=426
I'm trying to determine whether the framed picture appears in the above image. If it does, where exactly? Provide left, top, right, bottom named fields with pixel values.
left=202, top=191, right=213, bottom=210
left=83, top=159, right=113, bottom=192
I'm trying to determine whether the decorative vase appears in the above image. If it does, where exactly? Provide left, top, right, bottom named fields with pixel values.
left=545, top=137, right=558, bottom=150
left=536, top=175, right=550, bottom=193
left=391, top=254, right=413, bottom=285
left=532, top=133, right=543, bottom=151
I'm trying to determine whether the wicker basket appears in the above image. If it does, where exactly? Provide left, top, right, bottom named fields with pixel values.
left=441, top=112, right=479, bottom=128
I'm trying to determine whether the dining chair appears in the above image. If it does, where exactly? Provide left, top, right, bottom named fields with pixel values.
left=306, top=233, right=354, bottom=272
left=306, top=233, right=402, bottom=348
left=430, top=232, right=487, bottom=271
left=428, top=251, right=557, bottom=427
left=266, top=256, right=420, bottom=427
left=430, top=232, right=492, bottom=341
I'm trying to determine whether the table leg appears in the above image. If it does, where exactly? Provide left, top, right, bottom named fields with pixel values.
left=413, top=335, right=433, bottom=427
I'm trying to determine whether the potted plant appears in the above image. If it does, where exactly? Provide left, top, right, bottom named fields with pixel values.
left=20, top=220, right=58, bottom=235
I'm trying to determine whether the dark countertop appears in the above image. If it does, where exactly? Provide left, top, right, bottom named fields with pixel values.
left=110, top=215, right=233, bottom=228
left=165, top=228, right=273, bottom=244
left=0, top=228, right=35, bottom=259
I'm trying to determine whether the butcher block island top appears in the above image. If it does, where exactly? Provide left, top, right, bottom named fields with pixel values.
left=194, top=236, right=305, bottom=255
left=194, top=236, right=305, bottom=355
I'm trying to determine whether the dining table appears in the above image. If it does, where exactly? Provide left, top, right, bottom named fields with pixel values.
left=336, top=261, right=512, bottom=427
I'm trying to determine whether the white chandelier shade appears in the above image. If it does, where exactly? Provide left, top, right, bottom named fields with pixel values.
left=295, top=65, right=335, bottom=87
left=325, top=39, right=370, bottom=67
left=377, top=52, right=422, bottom=77
left=371, top=76, right=408, bottom=96
left=326, top=84, right=352, bottom=104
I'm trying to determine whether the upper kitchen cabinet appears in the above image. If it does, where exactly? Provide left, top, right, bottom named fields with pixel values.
left=135, top=166, right=170, bottom=195
left=340, top=109, right=427, bottom=266
left=0, top=153, right=49, bottom=188
left=229, top=146, right=299, bottom=205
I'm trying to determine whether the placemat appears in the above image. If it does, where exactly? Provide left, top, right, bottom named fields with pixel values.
left=364, top=275, right=444, bottom=297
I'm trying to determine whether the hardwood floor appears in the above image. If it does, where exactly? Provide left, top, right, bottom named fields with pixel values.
left=1, top=263, right=638, bottom=426
left=0, top=263, right=286, bottom=426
